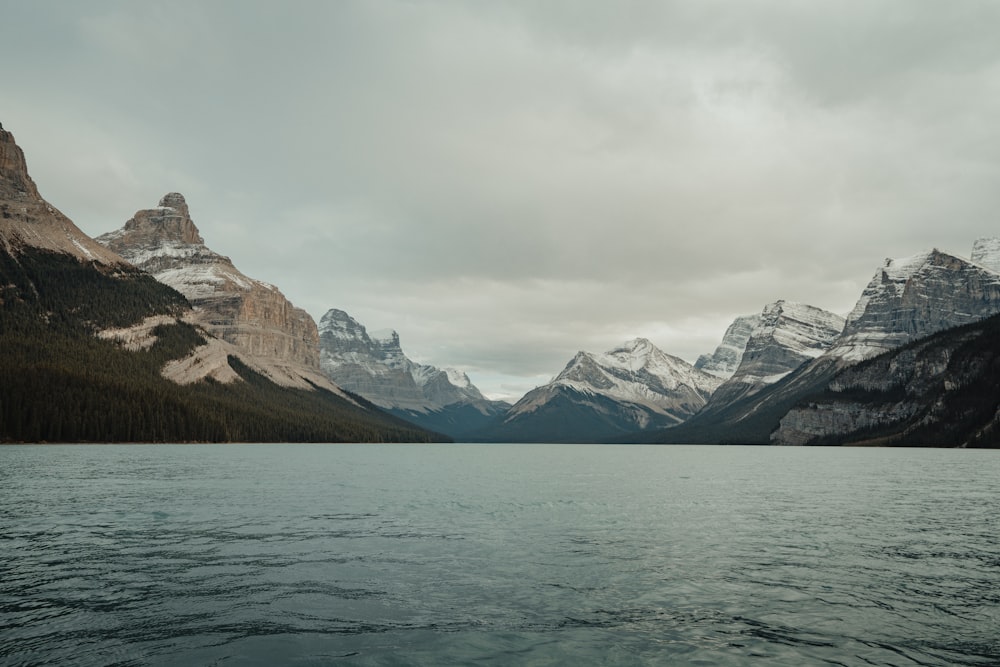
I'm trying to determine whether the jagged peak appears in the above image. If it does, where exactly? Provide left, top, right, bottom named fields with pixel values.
left=444, top=367, right=472, bottom=389
left=610, top=337, right=655, bottom=353
left=0, top=124, right=41, bottom=200
left=110, top=192, right=204, bottom=246
left=320, top=308, right=362, bottom=329
left=157, top=192, right=190, bottom=216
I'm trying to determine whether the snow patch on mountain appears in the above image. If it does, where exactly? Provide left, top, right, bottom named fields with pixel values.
left=695, top=314, right=760, bottom=379
left=508, top=337, right=722, bottom=424
left=828, top=248, right=1000, bottom=363
left=971, top=237, right=1000, bottom=274
left=318, top=308, right=499, bottom=415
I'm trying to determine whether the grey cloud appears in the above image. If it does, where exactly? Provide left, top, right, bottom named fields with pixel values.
left=4, top=0, right=1000, bottom=399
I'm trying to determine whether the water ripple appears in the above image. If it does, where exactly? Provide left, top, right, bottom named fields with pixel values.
left=2, top=444, right=999, bottom=666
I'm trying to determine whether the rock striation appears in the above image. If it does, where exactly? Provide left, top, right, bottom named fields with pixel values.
left=828, top=248, right=1000, bottom=362
left=319, top=308, right=508, bottom=438
left=649, top=245, right=1000, bottom=445
left=694, top=314, right=760, bottom=379
left=486, top=338, right=722, bottom=442
left=971, top=237, right=1000, bottom=273
left=96, top=194, right=328, bottom=389
left=772, top=315, right=1000, bottom=447
left=690, top=301, right=845, bottom=420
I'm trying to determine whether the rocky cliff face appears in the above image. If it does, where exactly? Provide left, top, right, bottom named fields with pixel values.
left=971, top=237, right=1000, bottom=273
left=829, top=248, right=1000, bottom=362
left=487, top=338, right=722, bottom=442
left=731, top=301, right=845, bottom=385
left=772, top=315, right=1000, bottom=447
left=692, top=301, right=845, bottom=418
left=695, top=314, right=760, bottom=379
left=96, top=194, right=326, bottom=387
left=319, top=308, right=507, bottom=437
left=652, top=246, right=1000, bottom=445
left=1, top=126, right=125, bottom=264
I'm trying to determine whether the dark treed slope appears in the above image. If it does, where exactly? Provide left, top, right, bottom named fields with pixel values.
left=0, top=124, right=443, bottom=443
left=635, top=247, right=1000, bottom=445
left=773, top=313, right=1000, bottom=447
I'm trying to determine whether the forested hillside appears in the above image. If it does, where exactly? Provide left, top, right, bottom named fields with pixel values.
left=0, top=247, right=444, bottom=443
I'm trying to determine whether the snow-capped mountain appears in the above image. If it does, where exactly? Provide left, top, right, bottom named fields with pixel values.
left=649, top=245, right=1000, bottom=445
left=828, top=247, right=1000, bottom=362
left=318, top=308, right=508, bottom=438
left=96, top=193, right=331, bottom=390
left=695, top=314, right=761, bottom=379
left=687, top=300, right=845, bottom=423
left=772, top=311, right=1000, bottom=447
left=485, top=338, right=722, bottom=442
left=732, top=301, right=845, bottom=385
left=1, top=122, right=436, bottom=443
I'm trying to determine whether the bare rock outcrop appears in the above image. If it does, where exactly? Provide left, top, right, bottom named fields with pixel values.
left=97, top=194, right=324, bottom=385
left=1, top=126, right=125, bottom=264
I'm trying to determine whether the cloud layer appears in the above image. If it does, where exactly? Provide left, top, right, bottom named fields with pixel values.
left=5, top=1, right=1000, bottom=400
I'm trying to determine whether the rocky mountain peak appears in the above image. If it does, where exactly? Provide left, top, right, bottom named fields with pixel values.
left=116, top=192, right=204, bottom=246
left=318, top=307, right=501, bottom=425
left=695, top=313, right=761, bottom=379
left=730, top=300, right=845, bottom=385
left=159, top=191, right=189, bottom=212
left=829, top=248, right=1000, bottom=362
left=319, top=308, right=368, bottom=339
left=0, top=125, right=41, bottom=201
left=1, top=125, right=125, bottom=264
left=96, top=195, right=323, bottom=381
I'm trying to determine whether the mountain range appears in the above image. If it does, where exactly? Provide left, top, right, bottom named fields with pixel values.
left=0, top=124, right=442, bottom=443
left=318, top=308, right=508, bottom=438
left=479, top=338, right=722, bottom=442
left=3, top=119, right=1000, bottom=447
left=643, top=246, right=1000, bottom=445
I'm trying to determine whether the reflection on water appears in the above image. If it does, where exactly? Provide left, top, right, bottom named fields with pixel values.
left=1, top=444, right=998, bottom=666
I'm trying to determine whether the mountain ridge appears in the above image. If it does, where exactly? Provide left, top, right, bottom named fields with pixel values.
left=318, top=308, right=508, bottom=438
left=482, top=338, right=722, bottom=442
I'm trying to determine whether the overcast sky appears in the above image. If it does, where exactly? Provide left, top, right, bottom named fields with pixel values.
left=4, top=1, right=1000, bottom=401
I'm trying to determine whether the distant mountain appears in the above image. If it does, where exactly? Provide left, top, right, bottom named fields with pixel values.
left=96, top=193, right=330, bottom=391
left=484, top=338, right=722, bottom=443
left=646, top=248, right=1000, bottom=444
left=694, top=314, right=760, bottom=379
left=697, top=301, right=845, bottom=411
left=0, top=123, right=442, bottom=443
left=318, top=308, right=508, bottom=439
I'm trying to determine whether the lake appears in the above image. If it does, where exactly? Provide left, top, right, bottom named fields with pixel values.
left=1, top=444, right=998, bottom=665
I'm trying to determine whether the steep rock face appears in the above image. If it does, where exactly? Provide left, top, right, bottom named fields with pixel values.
left=693, top=301, right=845, bottom=417
left=733, top=301, right=845, bottom=385
left=0, top=127, right=125, bottom=264
left=96, top=194, right=323, bottom=381
left=649, top=246, right=1000, bottom=445
left=971, top=237, right=1000, bottom=273
left=487, top=338, right=722, bottom=442
left=772, top=315, right=1000, bottom=447
left=695, top=314, right=760, bottom=379
left=318, top=308, right=507, bottom=437
left=829, top=249, right=1000, bottom=362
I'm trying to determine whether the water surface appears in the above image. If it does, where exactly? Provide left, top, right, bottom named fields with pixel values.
left=1, top=444, right=998, bottom=665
